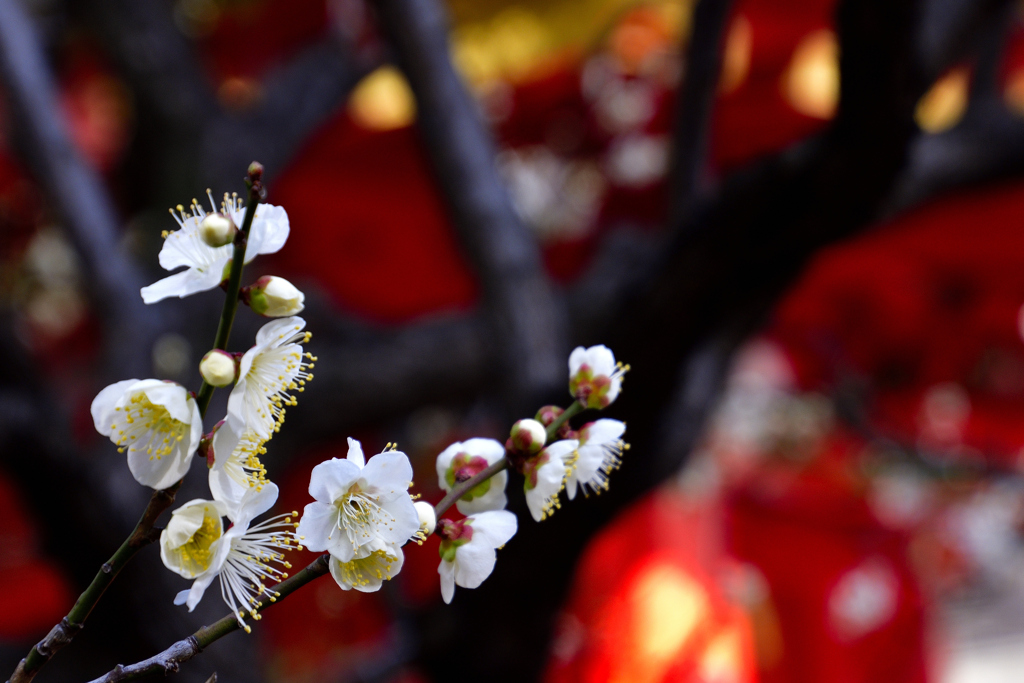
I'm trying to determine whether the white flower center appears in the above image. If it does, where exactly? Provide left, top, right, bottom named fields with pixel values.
left=334, top=549, right=400, bottom=588
left=111, top=393, right=188, bottom=460
left=331, top=486, right=396, bottom=552
left=175, top=512, right=222, bottom=576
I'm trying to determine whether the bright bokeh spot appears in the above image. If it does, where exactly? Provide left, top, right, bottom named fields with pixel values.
left=782, top=29, right=839, bottom=120
left=915, top=67, right=969, bottom=133
left=720, top=15, right=752, bottom=94
left=348, top=66, right=417, bottom=131
left=1004, top=67, right=1024, bottom=116
left=632, top=563, right=710, bottom=664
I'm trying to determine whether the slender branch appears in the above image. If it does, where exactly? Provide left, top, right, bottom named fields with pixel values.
left=544, top=401, right=585, bottom=441
left=195, top=175, right=263, bottom=415
left=434, top=459, right=508, bottom=518
left=10, top=167, right=264, bottom=683
left=83, top=555, right=331, bottom=683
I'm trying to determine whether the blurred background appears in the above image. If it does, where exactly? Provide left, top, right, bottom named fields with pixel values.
left=2, top=0, right=1024, bottom=681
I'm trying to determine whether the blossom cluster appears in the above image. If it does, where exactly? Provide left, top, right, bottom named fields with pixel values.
left=89, top=177, right=630, bottom=630
left=92, top=186, right=312, bottom=629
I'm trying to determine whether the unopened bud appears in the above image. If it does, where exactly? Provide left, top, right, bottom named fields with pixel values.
left=245, top=275, right=305, bottom=317
left=199, top=349, right=238, bottom=387
left=414, top=501, right=436, bottom=536
left=509, top=418, right=546, bottom=455
left=247, top=161, right=264, bottom=181
left=198, top=213, right=237, bottom=248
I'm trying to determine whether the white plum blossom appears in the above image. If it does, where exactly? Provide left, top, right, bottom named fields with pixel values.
left=414, top=500, right=437, bottom=536
left=141, top=191, right=290, bottom=304
left=568, top=344, right=627, bottom=409
left=208, top=420, right=269, bottom=511
left=435, top=438, right=508, bottom=515
left=161, top=482, right=299, bottom=632
left=438, top=510, right=517, bottom=604
left=91, top=379, right=202, bottom=490
left=226, top=316, right=314, bottom=441
left=329, top=542, right=405, bottom=593
left=565, top=419, right=627, bottom=499
left=523, top=439, right=578, bottom=522
left=296, top=438, right=419, bottom=564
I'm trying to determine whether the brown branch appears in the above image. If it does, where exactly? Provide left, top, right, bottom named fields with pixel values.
left=83, top=555, right=330, bottom=683
left=369, top=0, right=566, bottom=411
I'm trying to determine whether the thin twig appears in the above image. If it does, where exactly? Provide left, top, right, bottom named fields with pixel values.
left=83, top=555, right=331, bottom=683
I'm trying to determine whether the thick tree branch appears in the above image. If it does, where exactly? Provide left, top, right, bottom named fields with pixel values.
left=0, top=0, right=164, bottom=379
left=369, top=0, right=566, bottom=411
left=669, top=0, right=734, bottom=224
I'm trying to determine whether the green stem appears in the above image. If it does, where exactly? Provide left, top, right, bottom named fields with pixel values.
left=194, top=186, right=261, bottom=416
left=10, top=174, right=264, bottom=683
left=545, top=400, right=584, bottom=441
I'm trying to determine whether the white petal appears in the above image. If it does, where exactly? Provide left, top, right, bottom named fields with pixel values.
left=90, top=378, right=138, bottom=436
left=184, top=571, right=217, bottom=611
left=467, top=510, right=518, bottom=548
left=211, top=421, right=241, bottom=468
left=378, top=494, right=421, bottom=546
left=173, top=589, right=190, bottom=606
left=585, top=345, right=617, bottom=376
left=295, top=501, right=337, bottom=553
left=254, top=316, right=305, bottom=348
left=141, top=268, right=221, bottom=304
left=568, top=346, right=588, bottom=377
left=346, top=437, right=365, bottom=468
left=127, top=445, right=192, bottom=490
left=244, top=204, right=290, bottom=259
left=158, top=221, right=228, bottom=271
left=435, top=442, right=460, bottom=491
left=583, top=419, right=626, bottom=445
left=229, top=481, right=279, bottom=526
left=308, top=458, right=361, bottom=503
left=439, top=558, right=456, bottom=604
left=454, top=544, right=497, bottom=589
left=209, top=464, right=248, bottom=511
left=454, top=470, right=508, bottom=515
left=461, top=438, right=506, bottom=462
left=360, top=451, right=414, bottom=495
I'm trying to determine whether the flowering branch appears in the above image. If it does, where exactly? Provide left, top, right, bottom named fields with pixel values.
left=195, top=166, right=264, bottom=414
left=8, top=168, right=265, bottom=683
left=82, top=555, right=331, bottom=683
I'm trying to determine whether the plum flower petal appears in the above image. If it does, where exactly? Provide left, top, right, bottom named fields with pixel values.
left=162, top=483, right=300, bottom=632
left=296, top=439, right=419, bottom=563
left=329, top=544, right=405, bottom=593
left=226, top=317, right=314, bottom=441
left=91, top=379, right=202, bottom=490
left=568, top=344, right=628, bottom=409
left=523, top=439, right=577, bottom=522
left=435, top=438, right=508, bottom=514
left=565, top=419, right=627, bottom=500
left=438, top=510, right=517, bottom=604
left=141, top=192, right=290, bottom=304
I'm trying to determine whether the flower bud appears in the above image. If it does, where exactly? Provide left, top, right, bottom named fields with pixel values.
left=246, top=275, right=305, bottom=317
left=509, top=418, right=546, bottom=455
left=199, top=349, right=238, bottom=387
left=414, top=501, right=436, bottom=536
left=198, top=213, right=237, bottom=248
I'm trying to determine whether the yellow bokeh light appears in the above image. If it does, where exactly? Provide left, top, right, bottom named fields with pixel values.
left=719, top=14, right=752, bottom=94
left=700, top=627, right=744, bottom=683
left=782, top=29, right=839, bottom=120
left=1005, top=68, right=1024, bottom=116
left=348, top=66, right=417, bottom=131
left=915, top=67, right=969, bottom=133
left=632, top=563, right=709, bottom=664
